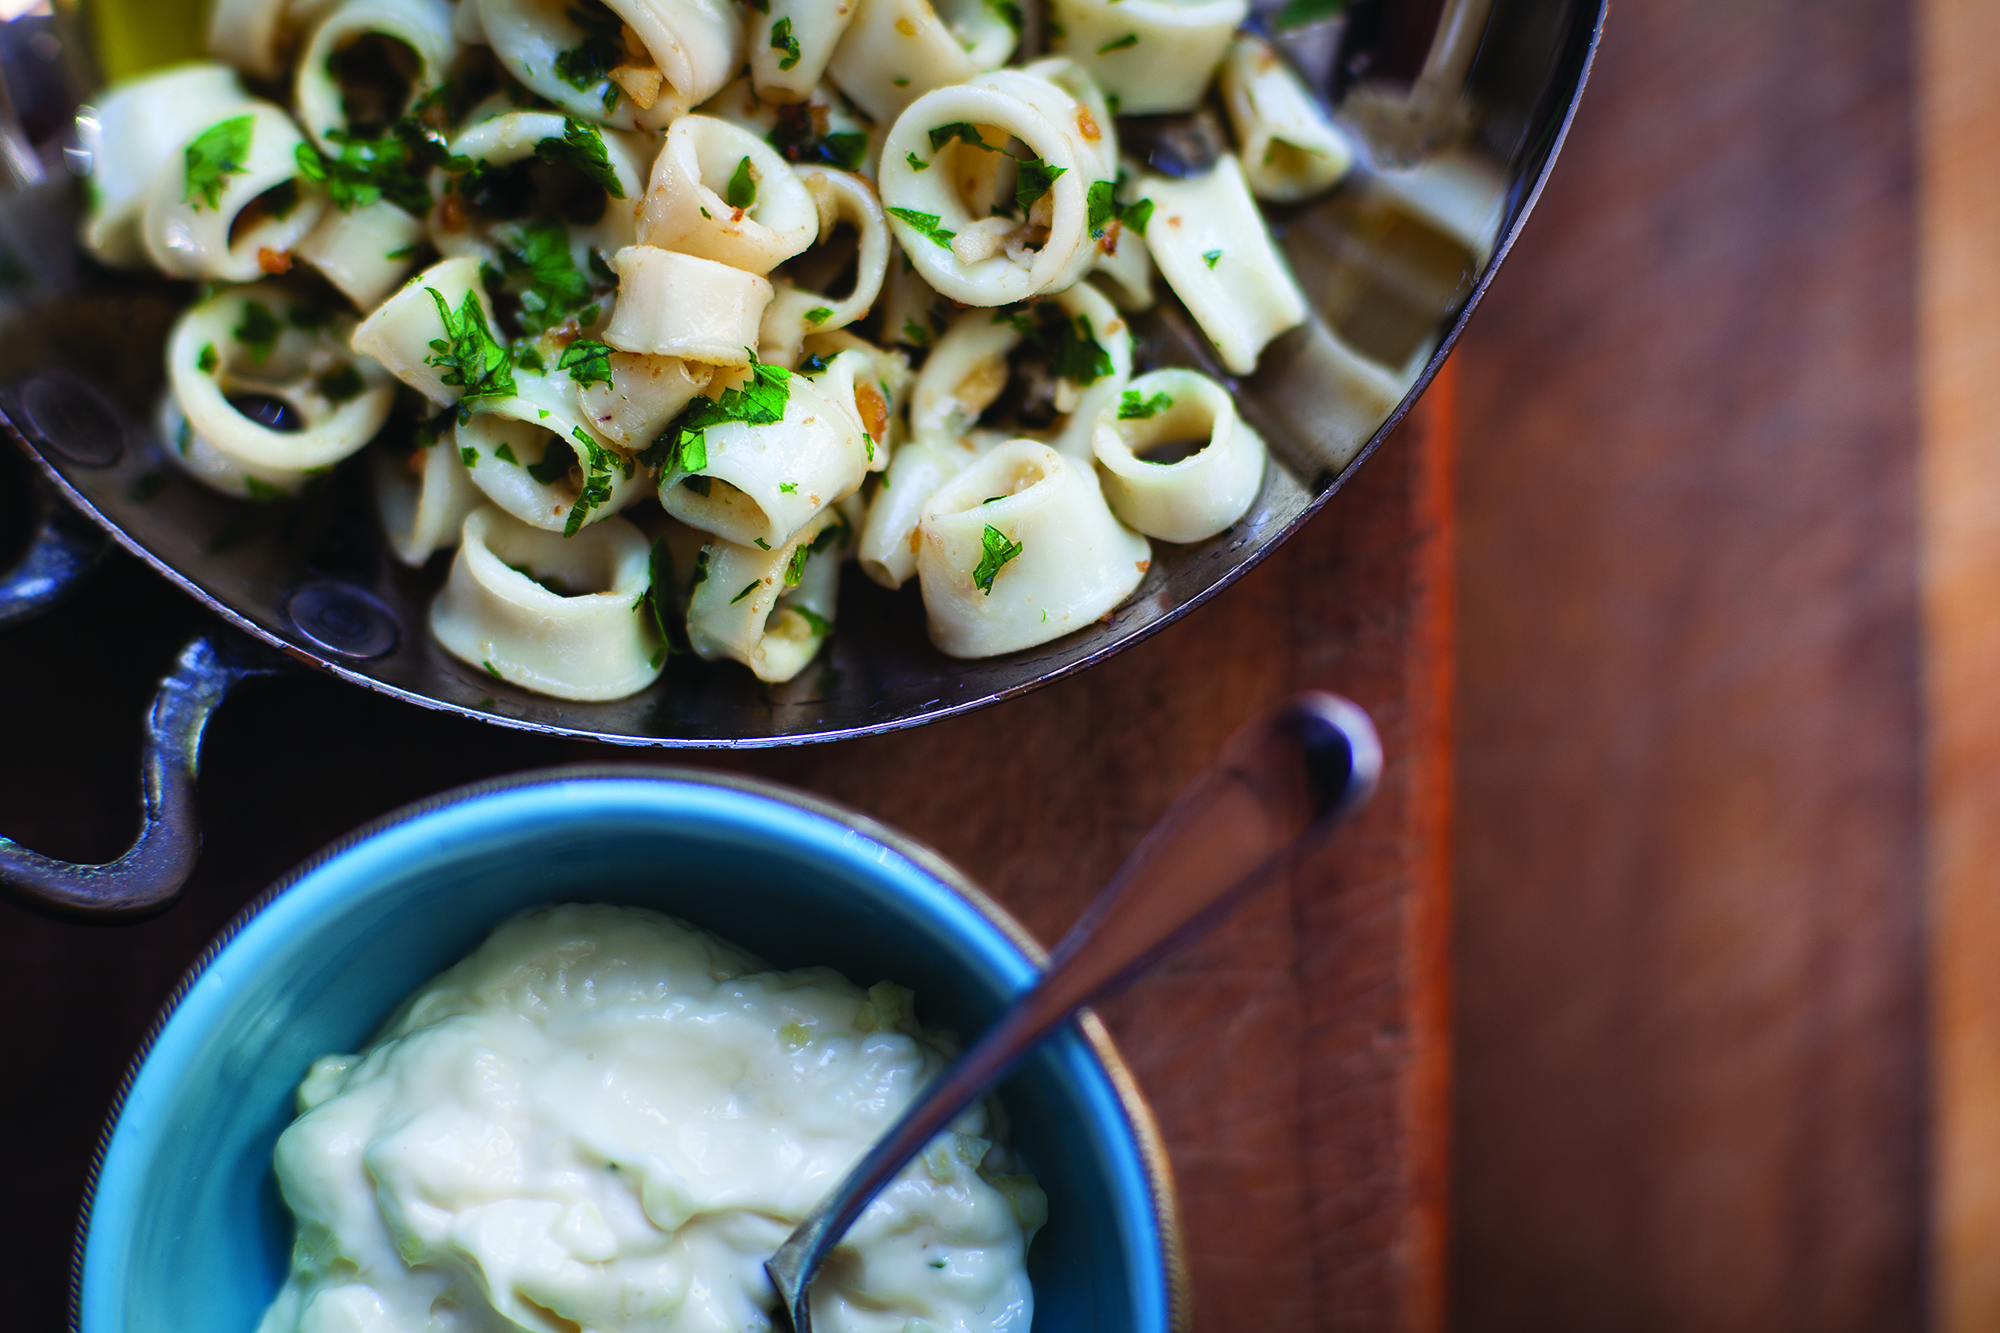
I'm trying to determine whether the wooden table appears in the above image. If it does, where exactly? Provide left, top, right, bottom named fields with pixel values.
left=0, top=379, right=1454, bottom=1329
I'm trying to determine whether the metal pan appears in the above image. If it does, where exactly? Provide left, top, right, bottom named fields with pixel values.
left=0, top=0, right=1603, bottom=917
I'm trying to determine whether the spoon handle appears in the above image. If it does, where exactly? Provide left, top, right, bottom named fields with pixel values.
left=768, top=693, right=1381, bottom=1330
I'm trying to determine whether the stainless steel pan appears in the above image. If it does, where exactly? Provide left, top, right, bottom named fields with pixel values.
left=0, top=0, right=1603, bottom=917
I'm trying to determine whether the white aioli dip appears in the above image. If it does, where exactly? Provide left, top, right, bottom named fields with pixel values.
left=254, top=904, right=1046, bottom=1333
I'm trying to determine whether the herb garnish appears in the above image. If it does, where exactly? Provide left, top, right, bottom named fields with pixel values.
left=494, top=221, right=599, bottom=334
left=929, top=122, right=996, bottom=153
left=644, top=357, right=793, bottom=472
left=1086, top=179, right=1116, bottom=237
left=987, top=0, right=1023, bottom=29
left=770, top=16, right=801, bottom=70
left=804, top=306, right=833, bottom=325
left=765, top=103, right=868, bottom=172
left=184, top=116, right=254, bottom=210
left=725, top=155, right=757, bottom=210
left=730, top=580, right=759, bottom=604
left=564, top=426, right=621, bottom=535
left=1014, top=155, right=1067, bottom=215
left=1097, top=32, right=1139, bottom=53
left=534, top=119, right=625, bottom=197
left=316, top=365, right=365, bottom=403
left=972, top=524, right=1022, bottom=594
left=784, top=542, right=810, bottom=586
left=996, top=304, right=1114, bottom=384
left=198, top=343, right=219, bottom=374
left=1118, top=389, right=1173, bottom=419
left=527, top=438, right=576, bottom=483
left=1203, top=248, right=1222, bottom=268
left=553, top=3, right=625, bottom=99
left=906, top=151, right=929, bottom=171
left=424, top=287, right=515, bottom=412
left=235, top=301, right=282, bottom=364
left=793, top=605, right=832, bottom=635
left=559, top=338, right=614, bottom=386
left=889, top=206, right=957, bottom=248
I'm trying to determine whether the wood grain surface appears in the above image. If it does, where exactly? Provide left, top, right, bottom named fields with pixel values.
left=1919, top=0, right=2000, bottom=1326
left=1450, top=1, right=1928, bottom=1330
left=0, top=377, right=1452, bottom=1330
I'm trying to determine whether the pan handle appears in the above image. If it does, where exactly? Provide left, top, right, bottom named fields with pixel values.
left=0, top=631, right=284, bottom=923
left=0, top=478, right=107, bottom=627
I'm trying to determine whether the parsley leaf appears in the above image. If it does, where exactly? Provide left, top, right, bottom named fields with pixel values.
left=534, top=119, right=625, bottom=198
left=644, top=536, right=680, bottom=665
left=1086, top=179, right=1116, bottom=237
left=424, top=287, right=516, bottom=410
left=1014, top=156, right=1068, bottom=215
left=889, top=206, right=957, bottom=248
left=1097, top=32, right=1139, bottom=53
left=235, top=301, right=282, bottom=364
left=184, top=115, right=254, bottom=210
left=553, top=3, right=624, bottom=96
left=198, top=343, right=218, bottom=374
left=690, top=546, right=711, bottom=586
left=725, top=155, right=757, bottom=210
left=929, top=122, right=996, bottom=153
left=527, top=438, right=577, bottom=483
left=1118, top=195, right=1154, bottom=235
left=999, top=304, right=1114, bottom=385
left=563, top=426, right=620, bottom=536
left=804, top=306, right=833, bottom=325
left=784, top=542, right=810, bottom=586
left=972, top=524, right=1022, bottom=594
left=770, top=16, right=801, bottom=70
left=494, top=221, right=598, bottom=334
left=901, top=318, right=932, bottom=345
left=730, top=580, right=759, bottom=604
left=1276, top=0, right=1347, bottom=28
left=779, top=481, right=798, bottom=493
left=294, top=128, right=436, bottom=215
left=793, top=605, right=832, bottom=636
left=1203, top=248, right=1223, bottom=268
left=316, top=365, right=365, bottom=402
left=494, top=441, right=519, bottom=464
left=559, top=338, right=614, bottom=386
left=765, top=104, right=868, bottom=171
left=906, top=151, right=929, bottom=171
left=1119, top=389, right=1173, bottom=419
left=644, top=358, right=794, bottom=472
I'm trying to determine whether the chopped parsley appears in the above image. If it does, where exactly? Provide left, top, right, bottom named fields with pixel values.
left=725, top=155, right=757, bottom=211
left=295, top=128, right=435, bottom=215
left=552, top=3, right=625, bottom=99
left=1097, top=32, right=1139, bottom=53
left=494, top=221, right=599, bottom=334
left=1276, top=0, right=1346, bottom=27
left=197, top=342, right=219, bottom=374
left=424, top=287, right=516, bottom=412
left=1203, top=248, right=1223, bottom=268
left=730, top=580, right=759, bottom=604
left=906, top=151, right=929, bottom=171
left=765, top=104, right=868, bottom=172
left=804, top=306, right=833, bottom=325
left=784, top=542, right=810, bottom=586
left=770, top=16, right=801, bottom=70
left=564, top=427, right=621, bottom=535
left=1119, top=195, right=1155, bottom=236
left=242, top=475, right=285, bottom=502
left=527, top=438, right=576, bottom=483
left=234, top=301, right=282, bottom=364
left=644, top=536, right=678, bottom=666
left=754, top=538, right=771, bottom=550
left=460, top=444, right=478, bottom=467
left=534, top=118, right=625, bottom=198
left=901, top=318, right=932, bottom=345
left=644, top=357, right=793, bottom=472
left=929, top=122, right=996, bottom=154
left=793, top=606, right=832, bottom=636
left=972, top=524, right=1022, bottom=594
left=690, top=546, right=711, bottom=586
left=1119, top=389, right=1172, bottom=419
left=183, top=115, right=254, bottom=210
left=889, top=206, right=956, bottom=248
left=493, top=441, right=520, bottom=464
left=1086, top=179, right=1116, bottom=237
left=997, top=304, right=1115, bottom=384
left=779, top=481, right=798, bottom=493
left=558, top=338, right=614, bottom=386
left=1014, top=155, right=1067, bottom=215
left=482, top=659, right=504, bottom=678
left=315, top=365, right=365, bottom=402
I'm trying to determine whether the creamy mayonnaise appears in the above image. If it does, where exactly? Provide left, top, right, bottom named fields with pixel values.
left=255, top=904, right=1046, bottom=1333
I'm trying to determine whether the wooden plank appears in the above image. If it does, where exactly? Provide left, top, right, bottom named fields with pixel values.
left=1450, top=0, right=1927, bottom=1328
left=1918, top=0, right=2000, bottom=1326
left=0, top=376, right=1454, bottom=1330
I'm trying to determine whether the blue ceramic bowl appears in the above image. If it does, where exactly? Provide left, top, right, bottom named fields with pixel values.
left=76, top=768, right=1187, bottom=1333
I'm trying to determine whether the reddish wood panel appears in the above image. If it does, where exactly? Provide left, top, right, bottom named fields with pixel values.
left=0, top=378, right=1453, bottom=1330
left=1450, top=0, right=1926, bottom=1329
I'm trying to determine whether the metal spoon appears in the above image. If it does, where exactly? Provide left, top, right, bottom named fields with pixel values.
left=767, top=691, right=1383, bottom=1331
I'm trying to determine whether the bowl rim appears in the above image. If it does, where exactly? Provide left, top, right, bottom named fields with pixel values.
left=69, top=765, right=1190, bottom=1333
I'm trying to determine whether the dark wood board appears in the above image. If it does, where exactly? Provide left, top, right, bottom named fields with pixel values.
left=0, top=376, right=1452, bottom=1331
left=1449, top=0, right=1927, bottom=1329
